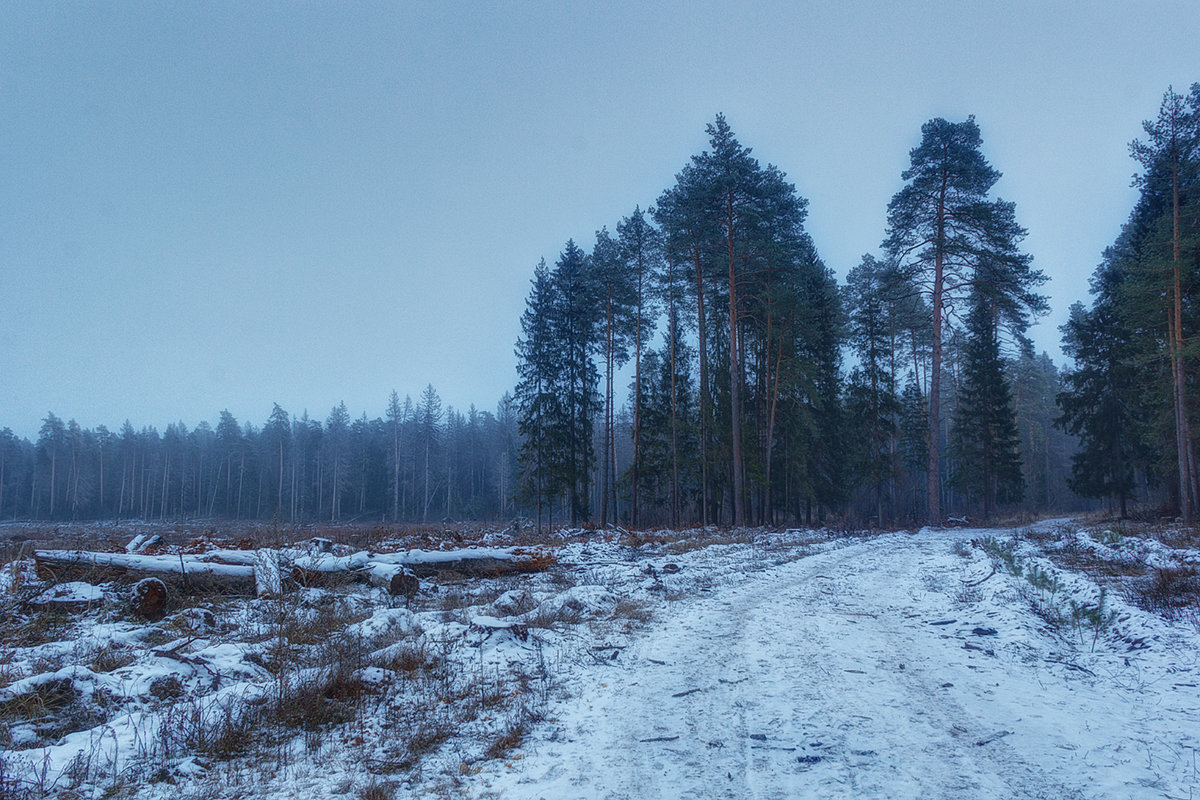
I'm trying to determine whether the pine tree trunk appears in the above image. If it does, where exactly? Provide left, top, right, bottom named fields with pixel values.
left=726, top=199, right=745, bottom=527
left=48, top=450, right=56, bottom=519
left=291, top=457, right=297, bottom=522
left=160, top=453, right=169, bottom=521
left=927, top=187, right=947, bottom=526
left=632, top=274, right=643, bottom=529
left=693, top=248, right=710, bottom=526
left=669, top=275, right=681, bottom=528
left=764, top=333, right=784, bottom=526
left=1170, top=157, right=1194, bottom=522
left=69, top=447, right=78, bottom=518
left=602, top=286, right=613, bottom=527
left=889, top=315, right=899, bottom=526
left=119, top=455, right=128, bottom=518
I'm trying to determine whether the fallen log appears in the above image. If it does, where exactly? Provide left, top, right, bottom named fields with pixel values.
left=368, top=546, right=556, bottom=577
left=34, top=550, right=257, bottom=594
left=290, top=546, right=555, bottom=584
left=33, top=545, right=555, bottom=598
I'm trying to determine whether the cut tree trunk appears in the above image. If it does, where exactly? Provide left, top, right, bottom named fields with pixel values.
left=34, top=545, right=555, bottom=599
left=34, top=550, right=257, bottom=594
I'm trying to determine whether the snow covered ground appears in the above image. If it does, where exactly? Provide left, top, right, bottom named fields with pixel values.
left=465, top=523, right=1200, bottom=800
left=2, top=520, right=1198, bottom=799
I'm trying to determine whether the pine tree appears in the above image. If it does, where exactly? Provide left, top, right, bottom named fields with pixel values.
left=264, top=404, right=290, bottom=519
left=703, top=115, right=755, bottom=524
left=617, top=207, right=663, bottom=527
left=386, top=391, right=404, bottom=522
left=325, top=402, right=351, bottom=522
left=884, top=116, right=1046, bottom=524
left=1128, top=84, right=1200, bottom=520
left=36, top=413, right=67, bottom=518
left=655, top=165, right=716, bottom=522
left=654, top=114, right=829, bottom=525
left=590, top=227, right=636, bottom=526
left=0, top=428, right=23, bottom=519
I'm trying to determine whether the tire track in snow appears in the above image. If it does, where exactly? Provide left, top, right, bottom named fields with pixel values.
left=468, top=535, right=1141, bottom=799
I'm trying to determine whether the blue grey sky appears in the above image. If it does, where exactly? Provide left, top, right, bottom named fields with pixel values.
left=2, top=1, right=1198, bottom=439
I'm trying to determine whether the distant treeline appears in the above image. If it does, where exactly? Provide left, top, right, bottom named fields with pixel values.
left=0, top=359, right=1073, bottom=527
left=6, top=87, right=1196, bottom=527
left=0, top=389, right=521, bottom=525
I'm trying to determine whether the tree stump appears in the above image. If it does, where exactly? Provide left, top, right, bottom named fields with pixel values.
left=132, top=577, right=168, bottom=619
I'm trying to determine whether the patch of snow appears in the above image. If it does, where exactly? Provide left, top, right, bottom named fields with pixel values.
left=491, top=588, right=535, bottom=616
left=534, top=584, right=619, bottom=621
left=31, top=580, right=105, bottom=605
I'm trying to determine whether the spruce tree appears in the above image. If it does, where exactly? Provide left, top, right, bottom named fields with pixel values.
left=550, top=240, right=600, bottom=524
left=952, top=291, right=1023, bottom=519
left=1058, top=258, right=1157, bottom=517
left=845, top=254, right=899, bottom=525
left=514, top=259, right=562, bottom=531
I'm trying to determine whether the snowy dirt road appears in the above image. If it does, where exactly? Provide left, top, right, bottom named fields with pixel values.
left=469, top=531, right=1200, bottom=800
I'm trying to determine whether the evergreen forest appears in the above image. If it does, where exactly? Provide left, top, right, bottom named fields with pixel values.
left=4, top=86, right=1198, bottom=528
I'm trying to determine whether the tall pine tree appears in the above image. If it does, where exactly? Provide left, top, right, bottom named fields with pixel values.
left=884, top=116, right=1045, bottom=524
left=1128, top=84, right=1200, bottom=520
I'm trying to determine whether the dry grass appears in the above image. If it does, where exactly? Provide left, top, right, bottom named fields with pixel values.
left=358, top=777, right=398, bottom=800
left=0, top=676, right=116, bottom=750
left=1155, top=525, right=1200, bottom=551
left=85, top=641, right=138, bottom=674
left=376, top=641, right=434, bottom=675
left=483, top=718, right=529, bottom=760
left=611, top=598, right=653, bottom=623
left=619, top=525, right=813, bottom=560
left=6, top=609, right=72, bottom=649
left=0, top=750, right=30, bottom=800
left=1122, top=566, right=1200, bottom=625
left=1024, top=524, right=1200, bottom=631
left=0, top=518, right=681, bottom=793
left=524, top=601, right=583, bottom=629
left=0, top=677, right=78, bottom=724
left=157, top=693, right=259, bottom=761
left=1045, top=531, right=1148, bottom=579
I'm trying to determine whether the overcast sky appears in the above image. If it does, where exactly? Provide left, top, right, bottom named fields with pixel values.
left=2, top=1, right=1198, bottom=439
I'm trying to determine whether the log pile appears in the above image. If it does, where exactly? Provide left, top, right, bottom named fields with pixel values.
left=32, top=542, right=555, bottom=603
